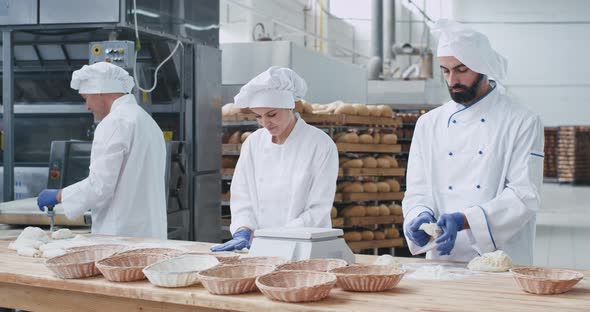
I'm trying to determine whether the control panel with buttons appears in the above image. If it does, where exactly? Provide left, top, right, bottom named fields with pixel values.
left=89, top=40, right=135, bottom=69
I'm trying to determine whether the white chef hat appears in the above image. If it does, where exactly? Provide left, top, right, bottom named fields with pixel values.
left=432, top=19, right=508, bottom=82
left=70, top=62, right=135, bottom=94
left=234, top=66, right=307, bottom=109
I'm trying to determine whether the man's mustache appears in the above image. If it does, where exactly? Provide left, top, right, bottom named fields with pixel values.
left=449, top=84, right=468, bottom=91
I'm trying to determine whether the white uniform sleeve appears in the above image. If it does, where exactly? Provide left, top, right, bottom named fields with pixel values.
left=285, top=141, right=338, bottom=228
left=229, top=139, right=258, bottom=234
left=464, top=115, right=544, bottom=254
left=61, top=119, right=131, bottom=220
left=402, top=117, right=439, bottom=254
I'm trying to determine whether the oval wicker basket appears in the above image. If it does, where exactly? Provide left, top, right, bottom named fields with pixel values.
left=197, top=264, right=276, bottom=295
left=233, top=256, right=288, bottom=267
left=96, top=253, right=167, bottom=282
left=45, top=247, right=119, bottom=279
left=510, top=267, right=584, bottom=295
left=115, top=247, right=182, bottom=257
left=143, top=254, right=220, bottom=287
left=65, top=244, right=126, bottom=254
left=256, top=270, right=337, bottom=303
left=184, top=251, right=240, bottom=264
left=276, top=258, right=348, bottom=272
left=329, top=265, right=405, bottom=292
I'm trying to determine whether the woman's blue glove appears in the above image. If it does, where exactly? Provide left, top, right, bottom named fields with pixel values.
left=210, top=228, right=252, bottom=252
left=435, top=212, right=465, bottom=256
left=37, top=189, right=60, bottom=212
left=405, top=212, right=436, bottom=247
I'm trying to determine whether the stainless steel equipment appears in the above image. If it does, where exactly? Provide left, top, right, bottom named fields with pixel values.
left=0, top=0, right=222, bottom=242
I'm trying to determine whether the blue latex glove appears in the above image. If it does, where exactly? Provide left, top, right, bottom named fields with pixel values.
left=405, top=212, right=436, bottom=247
left=435, top=212, right=465, bottom=256
left=37, top=189, right=60, bottom=212
left=211, top=228, right=252, bottom=252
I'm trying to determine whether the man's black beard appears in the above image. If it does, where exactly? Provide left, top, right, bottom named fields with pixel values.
left=448, top=74, right=485, bottom=105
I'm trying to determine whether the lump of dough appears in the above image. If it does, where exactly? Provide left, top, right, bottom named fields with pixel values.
left=419, top=223, right=442, bottom=239
left=51, top=228, right=73, bottom=240
left=17, top=227, right=49, bottom=243
left=9, top=238, right=44, bottom=250
left=467, top=250, right=513, bottom=272
left=373, top=255, right=402, bottom=269
left=17, top=247, right=42, bottom=258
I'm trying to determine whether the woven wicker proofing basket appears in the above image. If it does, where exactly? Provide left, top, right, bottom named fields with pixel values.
left=510, top=267, right=584, bottom=295
left=96, top=253, right=167, bottom=282
left=65, top=244, right=126, bottom=254
left=142, top=254, right=220, bottom=288
left=329, top=265, right=406, bottom=292
left=233, top=256, right=288, bottom=266
left=115, top=247, right=182, bottom=257
left=256, top=270, right=337, bottom=303
left=197, top=264, right=276, bottom=295
left=184, top=251, right=240, bottom=264
left=45, top=246, right=119, bottom=279
left=276, top=258, right=348, bottom=272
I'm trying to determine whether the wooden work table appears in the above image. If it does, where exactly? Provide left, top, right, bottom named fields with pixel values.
left=0, top=235, right=589, bottom=312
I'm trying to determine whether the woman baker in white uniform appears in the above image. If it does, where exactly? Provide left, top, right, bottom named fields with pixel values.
left=402, top=20, right=544, bottom=265
left=212, top=66, right=339, bottom=252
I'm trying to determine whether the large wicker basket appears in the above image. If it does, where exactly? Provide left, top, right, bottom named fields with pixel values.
left=276, top=259, right=348, bottom=272
left=329, top=265, right=405, bottom=292
left=197, top=264, right=276, bottom=295
left=510, top=267, right=584, bottom=295
left=256, top=270, right=337, bottom=303
left=233, top=256, right=288, bottom=267
left=45, top=247, right=119, bottom=279
left=96, top=253, right=167, bottom=282
left=184, top=251, right=240, bottom=264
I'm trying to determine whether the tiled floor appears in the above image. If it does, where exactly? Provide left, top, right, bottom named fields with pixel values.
left=534, top=183, right=590, bottom=269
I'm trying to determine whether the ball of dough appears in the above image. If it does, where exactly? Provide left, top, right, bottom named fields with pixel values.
left=343, top=182, right=364, bottom=193
left=385, top=228, right=400, bottom=239
left=381, top=134, right=398, bottom=145
left=352, top=104, right=370, bottom=116
left=376, top=182, right=391, bottom=193
left=331, top=207, right=338, bottom=219
left=361, top=230, right=374, bottom=241
left=344, top=231, right=362, bottom=241
left=343, top=159, right=363, bottom=168
left=240, top=132, right=251, bottom=143
left=362, top=157, right=378, bottom=168
left=385, top=179, right=401, bottom=192
left=359, top=134, right=374, bottom=144
left=51, top=229, right=73, bottom=240
left=365, top=205, right=380, bottom=216
left=226, top=131, right=242, bottom=144
left=362, top=182, right=378, bottom=193
left=419, top=223, right=442, bottom=239
left=378, top=204, right=391, bottom=216
left=17, top=227, right=49, bottom=243
left=467, top=250, right=513, bottom=272
left=373, top=231, right=385, bottom=240
left=376, top=157, right=391, bottom=168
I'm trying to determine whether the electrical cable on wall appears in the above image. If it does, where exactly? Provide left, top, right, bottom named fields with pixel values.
left=132, top=0, right=184, bottom=93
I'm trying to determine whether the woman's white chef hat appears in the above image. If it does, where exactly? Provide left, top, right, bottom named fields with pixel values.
left=234, top=66, right=307, bottom=109
left=432, top=19, right=508, bottom=82
left=71, top=62, right=135, bottom=94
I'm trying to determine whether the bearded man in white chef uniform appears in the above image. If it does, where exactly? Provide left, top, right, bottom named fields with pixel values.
left=37, top=62, right=167, bottom=239
left=211, top=66, right=339, bottom=252
left=402, top=20, right=544, bottom=265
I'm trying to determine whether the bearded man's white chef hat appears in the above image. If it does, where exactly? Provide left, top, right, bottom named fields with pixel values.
left=234, top=66, right=307, bottom=109
left=432, top=19, right=508, bottom=82
left=71, top=62, right=135, bottom=94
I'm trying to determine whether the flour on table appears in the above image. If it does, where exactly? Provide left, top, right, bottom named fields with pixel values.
left=467, top=250, right=513, bottom=272
left=419, top=223, right=442, bottom=240
left=43, top=248, right=66, bottom=258
left=407, top=265, right=466, bottom=281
